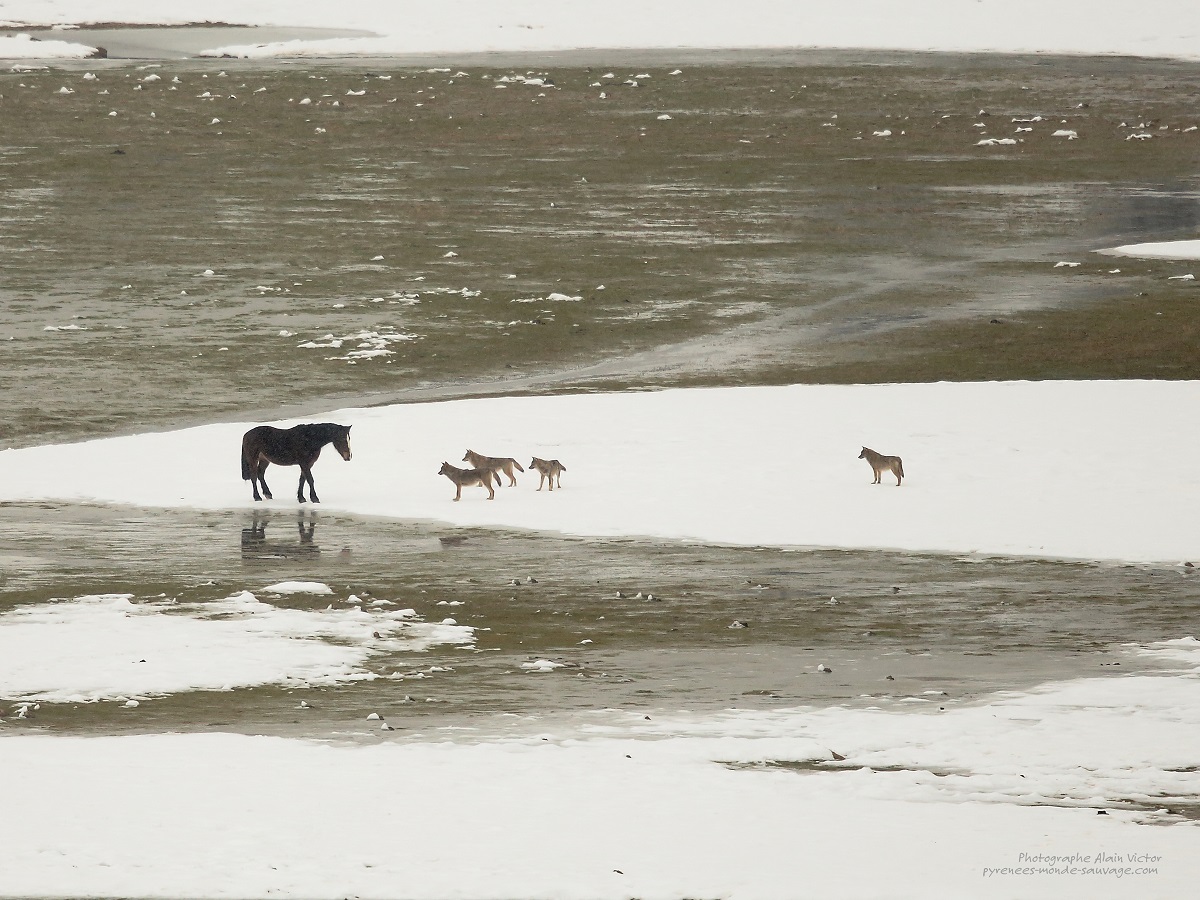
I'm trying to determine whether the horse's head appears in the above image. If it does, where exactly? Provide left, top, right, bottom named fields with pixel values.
left=334, top=425, right=352, bottom=461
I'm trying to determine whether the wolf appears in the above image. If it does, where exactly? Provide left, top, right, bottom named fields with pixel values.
left=529, top=457, right=566, bottom=491
left=438, top=462, right=496, bottom=501
left=859, top=446, right=904, bottom=486
left=462, top=449, right=524, bottom=487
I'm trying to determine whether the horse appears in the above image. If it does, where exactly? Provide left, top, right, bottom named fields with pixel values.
left=241, top=423, right=352, bottom=503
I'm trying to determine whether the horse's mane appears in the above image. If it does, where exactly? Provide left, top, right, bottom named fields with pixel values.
left=304, top=422, right=349, bottom=438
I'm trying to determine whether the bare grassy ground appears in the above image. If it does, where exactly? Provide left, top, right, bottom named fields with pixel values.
left=0, top=51, right=1197, bottom=450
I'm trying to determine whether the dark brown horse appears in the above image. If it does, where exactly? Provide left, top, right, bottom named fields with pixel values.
left=241, top=423, right=352, bottom=503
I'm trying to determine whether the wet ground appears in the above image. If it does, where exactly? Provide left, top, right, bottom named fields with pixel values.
left=2, top=50, right=1199, bottom=739
left=2, top=502, right=1196, bottom=740
left=1, top=52, right=1198, bottom=449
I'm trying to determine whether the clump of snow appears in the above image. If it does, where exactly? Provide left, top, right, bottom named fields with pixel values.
left=262, top=581, right=333, bottom=595
left=521, top=659, right=565, bottom=672
left=296, top=327, right=420, bottom=361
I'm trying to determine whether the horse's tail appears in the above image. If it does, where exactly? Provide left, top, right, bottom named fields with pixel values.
left=241, top=434, right=255, bottom=481
left=513, top=459, right=525, bottom=472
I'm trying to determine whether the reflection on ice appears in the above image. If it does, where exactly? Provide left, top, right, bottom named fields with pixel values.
left=240, top=510, right=319, bottom=562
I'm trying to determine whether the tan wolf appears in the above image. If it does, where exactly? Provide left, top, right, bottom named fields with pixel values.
left=859, top=447, right=904, bottom=486
left=438, top=462, right=496, bottom=501
left=530, top=457, right=566, bottom=491
left=462, top=449, right=524, bottom=487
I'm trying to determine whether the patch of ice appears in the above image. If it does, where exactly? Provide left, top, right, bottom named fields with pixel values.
left=0, top=590, right=475, bottom=703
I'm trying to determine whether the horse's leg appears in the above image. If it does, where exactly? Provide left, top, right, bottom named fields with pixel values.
left=298, top=463, right=320, bottom=503
left=257, top=460, right=273, bottom=500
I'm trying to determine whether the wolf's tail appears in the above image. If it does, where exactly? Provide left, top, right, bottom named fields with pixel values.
left=514, top=459, right=525, bottom=472
left=897, top=459, right=905, bottom=478
left=560, top=463, right=567, bottom=471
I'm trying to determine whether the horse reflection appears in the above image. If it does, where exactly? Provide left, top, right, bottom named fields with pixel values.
left=240, top=511, right=320, bottom=561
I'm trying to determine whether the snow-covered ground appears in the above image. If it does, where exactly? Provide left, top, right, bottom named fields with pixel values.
left=4, top=673, right=1200, bottom=900
left=3, top=379, right=1200, bottom=564
left=1101, top=239, right=1200, bottom=261
left=1, top=0, right=1199, bottom=61
left=3, top=4, right=1200, bottom=896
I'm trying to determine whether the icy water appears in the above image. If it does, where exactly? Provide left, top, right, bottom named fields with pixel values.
left=2, top=51, right=1199, bottom=738
left=2, top=503, right=1197, bottom=740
